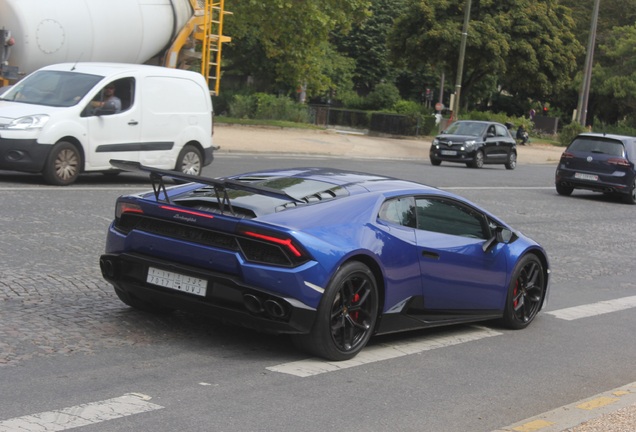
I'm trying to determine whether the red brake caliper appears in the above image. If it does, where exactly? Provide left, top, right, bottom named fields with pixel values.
left=513, top=282, right=519, bottom=309
left=351, top=293, right=360, bottom=321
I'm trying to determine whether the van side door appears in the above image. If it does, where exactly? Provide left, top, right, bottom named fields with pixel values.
left=83, top=77, right=141, bottom=171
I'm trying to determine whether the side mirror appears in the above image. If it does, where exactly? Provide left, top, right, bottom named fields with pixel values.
left=482, top=227, right=514, bottom=253
left=486, top=132, right=495, bottom=138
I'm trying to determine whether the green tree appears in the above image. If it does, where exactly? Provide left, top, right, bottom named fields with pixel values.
left=333, top=0, right=406, bottom=94
left=223, top=0, right=370, bottom=97
left=593, top=23, right=636, bottom=124
left=388, top=0, right=582, bottom=110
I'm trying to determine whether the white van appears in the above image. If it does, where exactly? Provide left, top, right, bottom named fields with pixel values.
left=0, top=62, right=215, bottom=185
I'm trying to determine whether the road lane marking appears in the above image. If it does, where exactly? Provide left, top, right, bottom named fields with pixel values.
left=0, top=393, right=163, bottom=432
left=267, top=325, right=502, bottom=377
left=546, top=295, right=636, bottom=321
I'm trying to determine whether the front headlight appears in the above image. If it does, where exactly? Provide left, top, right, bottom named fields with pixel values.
left=7, top=114, right=50, bottom=130
left=432, top=138, right=440, bottom=146
left=464, top=140, right=476, bottom=150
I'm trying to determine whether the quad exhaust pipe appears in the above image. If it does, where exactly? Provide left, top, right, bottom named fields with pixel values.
left=99, top=257, right=116, bottom=278
left=243, top=294, right=288, bottom=319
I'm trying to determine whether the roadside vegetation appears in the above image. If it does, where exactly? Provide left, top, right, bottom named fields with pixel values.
left=216, top=0, right=636, bottom=143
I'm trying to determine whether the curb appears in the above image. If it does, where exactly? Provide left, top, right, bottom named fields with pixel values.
left=493, top=381, right=636, bottom=432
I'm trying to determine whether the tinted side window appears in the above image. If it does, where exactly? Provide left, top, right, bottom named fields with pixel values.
left=378, top=197, right=416, bottom=228
left=415, top=198, right=488, bottom=239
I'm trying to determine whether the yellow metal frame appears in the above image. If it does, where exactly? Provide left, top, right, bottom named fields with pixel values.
left=163, top=0, right=231, bottom=95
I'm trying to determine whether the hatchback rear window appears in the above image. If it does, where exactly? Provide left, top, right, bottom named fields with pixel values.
left=569, top=138, right=625, bottom=157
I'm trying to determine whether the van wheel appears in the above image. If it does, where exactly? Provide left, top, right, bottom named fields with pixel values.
left=176, top=145, right=202, bottom=176
left=43, top=141, right=81, bottom=186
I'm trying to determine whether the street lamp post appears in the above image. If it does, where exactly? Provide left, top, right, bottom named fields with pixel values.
left=577, top=0, right=601, bottom=127
left=452, top=0, right=472, bottom=120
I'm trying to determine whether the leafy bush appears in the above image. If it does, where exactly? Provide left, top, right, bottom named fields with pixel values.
left=558, top=122, right=586, bottom=146
left=228, top=94, right=256, bottom=119
left=338, top=91, right=366, bottom=110
left=365, top=83, right=400, bottom=110
left=228, top=93, right=309, bottom=123
left=393, top=100, right=425, bottom=115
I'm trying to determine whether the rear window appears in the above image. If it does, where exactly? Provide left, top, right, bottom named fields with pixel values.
left=568, top=137, right=625, bottom=157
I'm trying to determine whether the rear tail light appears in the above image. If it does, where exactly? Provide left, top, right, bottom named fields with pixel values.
left=607, top=158, right=631, bottom=167
left=237, top=228, right=310, bottom=266
left=116, top=202, right=143, bottom=219
left=561, top=152, right=574, bottom=159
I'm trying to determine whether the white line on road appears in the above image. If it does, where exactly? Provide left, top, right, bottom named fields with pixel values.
left=0, top=393, right=163, bottom=432
left=546, top=295, right=636, bottom=321
left=267, top=325, right=502, bottom=377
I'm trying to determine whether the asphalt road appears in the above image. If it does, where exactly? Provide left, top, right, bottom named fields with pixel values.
left=1, top=147, right=635, bottom=432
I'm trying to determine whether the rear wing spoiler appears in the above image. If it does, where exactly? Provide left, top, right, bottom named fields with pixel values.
left=109, top=160, right=304, bottom=213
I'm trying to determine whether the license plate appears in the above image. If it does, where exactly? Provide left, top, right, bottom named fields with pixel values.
left=146, top=267, right=208, bottom=297
left=441, top=150, right=457, bottom=156
left=574, top=172, right=598, bottom=181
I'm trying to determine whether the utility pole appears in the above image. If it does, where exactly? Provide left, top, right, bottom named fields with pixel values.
left=451, top=0, right=472, bottom=120
left=576, top=0, right=601, bottom=127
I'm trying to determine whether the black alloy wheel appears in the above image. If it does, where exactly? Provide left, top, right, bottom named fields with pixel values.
left=293, top=261, right=378, bottom=361
left=502, top=254, right=545, bottom=329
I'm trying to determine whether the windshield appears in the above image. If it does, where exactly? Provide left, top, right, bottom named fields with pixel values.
left=0, top=70, right=103, bottom=107
left=444, top=121, right=487, bottom=137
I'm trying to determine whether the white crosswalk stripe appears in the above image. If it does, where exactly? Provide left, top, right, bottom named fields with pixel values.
left=0, top=393, right=163, bottom=432
left=546, top=295, right=636, bottom=321
left=267, top=325, right=502, bottom=377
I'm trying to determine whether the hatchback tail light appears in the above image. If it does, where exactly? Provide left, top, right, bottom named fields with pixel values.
left=561, top=152, right=574, bottom=159
left=607, top=158, right=631, bottom=167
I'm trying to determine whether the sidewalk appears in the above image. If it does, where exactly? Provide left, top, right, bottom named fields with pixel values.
left=215, top=124, right=635, bottom=432
left=214, top=124, right=564, bottom=164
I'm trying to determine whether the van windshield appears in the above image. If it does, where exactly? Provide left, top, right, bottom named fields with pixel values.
left=0, top=70, right=104, bottom=107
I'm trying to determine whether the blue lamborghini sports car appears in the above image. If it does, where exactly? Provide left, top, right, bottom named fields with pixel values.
left=100, top=162, right=550, bottom=361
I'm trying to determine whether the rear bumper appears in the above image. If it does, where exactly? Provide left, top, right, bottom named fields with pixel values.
left=99, top=252, right=316, bottom=335
left=555, top=168, right=634, bottom=194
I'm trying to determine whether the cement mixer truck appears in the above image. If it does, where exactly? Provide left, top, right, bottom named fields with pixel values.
left=0, top=0, right=231, bottom=185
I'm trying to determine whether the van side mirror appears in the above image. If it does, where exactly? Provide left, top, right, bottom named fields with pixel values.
left=482, top=227, right=514, bottom=253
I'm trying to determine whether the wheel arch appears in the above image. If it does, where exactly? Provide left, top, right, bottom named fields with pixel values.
left=340, top=254, right=386, bottom=320
left=521, top=248, right=550, bottom=309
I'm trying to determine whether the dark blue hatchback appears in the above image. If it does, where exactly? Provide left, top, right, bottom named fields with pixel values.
left=555, top=133, right=636, bottom=204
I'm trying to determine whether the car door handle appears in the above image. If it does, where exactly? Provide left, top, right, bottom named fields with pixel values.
left=422, top=251, right=439, bottom=260
left=128, top=120, right=139, bottom=126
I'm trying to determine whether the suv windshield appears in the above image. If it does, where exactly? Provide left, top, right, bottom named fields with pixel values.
left=569, top=137, right=625, bottom=157
left=444, top=121, right=486, bottom=137
left=0, top=70, right=103, bottom=107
